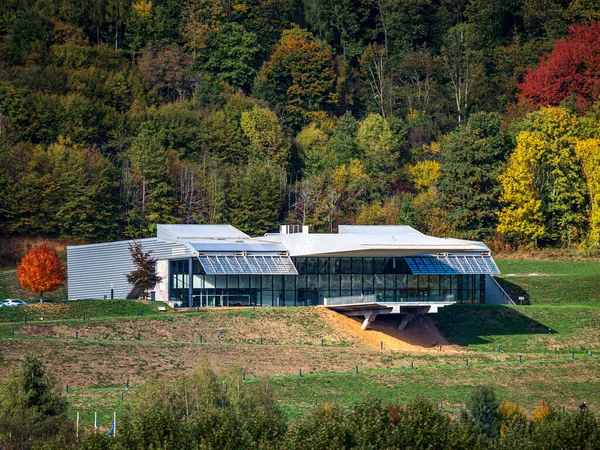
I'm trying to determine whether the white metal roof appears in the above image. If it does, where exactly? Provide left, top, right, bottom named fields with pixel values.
left=338, top=225, right=422, bottom=235
left=262, top=231, right=490, bottom=257
left=188, top=239, right=287, bottom=253
left=157, top=224, right=249, bottom=241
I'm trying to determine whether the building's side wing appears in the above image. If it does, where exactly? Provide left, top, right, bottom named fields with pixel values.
left=67, top=239, right=194, bottom=299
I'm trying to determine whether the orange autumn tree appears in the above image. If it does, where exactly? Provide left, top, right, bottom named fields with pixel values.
left=17, top=243, right=66, bottom=301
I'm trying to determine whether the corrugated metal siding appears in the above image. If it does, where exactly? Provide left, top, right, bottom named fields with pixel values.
left=67, top=239, right=194, bottom=299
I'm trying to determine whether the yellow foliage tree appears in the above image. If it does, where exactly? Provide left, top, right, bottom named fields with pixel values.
left=498, top=401, right=528, bottom=436
left=497, top=130, right=547, bottom=242
left=408, top=160, right=441, bottom=192
left=575, top=139, right=600, bottom=245
left=132, top=0, right=152, bottom=18
left=295, top=123, right=334, bottom=174
left=498, top=106, right=588, bottom=245
left=532, top=399, right=558, bottom=424
left=240, top=105, right=289, bottom=166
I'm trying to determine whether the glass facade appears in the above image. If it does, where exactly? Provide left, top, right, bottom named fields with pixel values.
left=168, top=257, right=485, bottom=307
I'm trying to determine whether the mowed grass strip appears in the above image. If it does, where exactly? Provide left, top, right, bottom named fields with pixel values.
left=495, top=258, right=600, bottom=305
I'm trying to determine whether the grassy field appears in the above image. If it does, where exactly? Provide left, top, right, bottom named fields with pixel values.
left=1, top=257, right=599, bottom=428
left=494, top=258, right=600, bottom=305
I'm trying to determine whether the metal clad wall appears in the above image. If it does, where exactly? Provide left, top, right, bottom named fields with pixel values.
left=67, top=239, right=194, bottom=299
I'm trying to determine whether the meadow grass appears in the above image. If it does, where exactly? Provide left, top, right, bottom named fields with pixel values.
left=495, top=258, right=600, bottom=305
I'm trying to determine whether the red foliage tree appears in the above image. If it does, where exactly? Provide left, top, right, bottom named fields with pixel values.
left=518, top=22, right=600, bottom=110
left=17, top=243, right=66, bottom=301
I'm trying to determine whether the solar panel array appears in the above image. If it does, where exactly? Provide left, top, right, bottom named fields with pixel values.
left=405, top=255, right=500, bottom=275
left=197, top=255, right=298, bottom=275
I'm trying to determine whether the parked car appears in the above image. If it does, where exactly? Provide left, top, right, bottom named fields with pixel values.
left=2, top=299, right=29, bottom=306
left=40, top=299, right=56, bottom=303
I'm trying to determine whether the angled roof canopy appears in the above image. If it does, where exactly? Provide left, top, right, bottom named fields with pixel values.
left=405, top=255, right=500, bottom=275
left=197, top=254, right=298, bottom=275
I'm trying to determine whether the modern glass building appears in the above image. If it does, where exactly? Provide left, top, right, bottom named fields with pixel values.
left=168, top=257, right=485, bottom=307
left=67, top=224, right=506, bottom=309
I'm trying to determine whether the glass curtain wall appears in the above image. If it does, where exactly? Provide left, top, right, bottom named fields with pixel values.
left=168, top=257, right=485, bottom=307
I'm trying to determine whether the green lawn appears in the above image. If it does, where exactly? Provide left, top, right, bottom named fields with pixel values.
left=0, top=299, right=171, bottom=323
left=433, top=304, right=600, bottom=353
left=495, top=258, right=600, bottom=305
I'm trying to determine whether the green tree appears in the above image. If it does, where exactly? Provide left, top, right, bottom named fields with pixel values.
left=240, top=105, right=290, bottom=166
left=254, top=26, right=337, bottom=128
left=0, top=356, right=73, bottom=449
left=296, top=123, right=336, bottom=175
left=327, top=111, right=361, bottom=165
left=437, top=112, right=511, bottom=240
left=356, top=113, right=400, bottom=192
left=199, top=93, right=256, bottom=165
left=465, top=385, right=500, bottom=438
left=285, top=403, right=355, bottom=449
left=227, top=163, right=283, bottom=235
left=203, top=22, right=259, bottom=91
left=124, top=132, right=181, bottom=237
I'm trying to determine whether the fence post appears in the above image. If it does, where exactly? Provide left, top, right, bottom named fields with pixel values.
left=76, top=330, right=79, bottom=340
left=466, top=358, right=469, bottom=367
left=199, top=335, right=203, bottom=343
left=299, top=369, right=302, bottom=377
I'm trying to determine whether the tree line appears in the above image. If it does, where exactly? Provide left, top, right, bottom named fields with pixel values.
left=1, top=0, right=600, bottom=249
left=1, top=357, right=599, bottom=449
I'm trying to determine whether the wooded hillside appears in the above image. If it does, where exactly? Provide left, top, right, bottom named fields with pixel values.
left=1, top=0, right=599, bottom=249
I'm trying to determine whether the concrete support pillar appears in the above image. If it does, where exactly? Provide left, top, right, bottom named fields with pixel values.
left=361, top=313, right=378, bottom=330
left=398, top=313, right=415, bottom=331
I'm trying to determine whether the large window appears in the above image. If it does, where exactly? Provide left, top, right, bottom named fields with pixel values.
left=169, top=257, right=485, bottom=307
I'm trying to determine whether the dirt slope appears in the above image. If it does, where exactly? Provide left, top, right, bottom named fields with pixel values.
left=316, top=307, right=461, bottom=352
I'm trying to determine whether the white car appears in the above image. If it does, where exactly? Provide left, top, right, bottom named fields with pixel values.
left=2, top=299, right=29, bottom=307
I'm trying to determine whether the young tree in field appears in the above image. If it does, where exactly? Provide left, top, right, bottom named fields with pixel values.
left=0, top=356, right=73, bottom=448
left=519, top=21, right=600, bottom=111
left=465, top=385, right=500, bottom=438
left=126, top=240, right=163, bottom=299
left=17, top=243, right=66, bottom=301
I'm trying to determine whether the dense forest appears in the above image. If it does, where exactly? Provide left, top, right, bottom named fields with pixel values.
left=1, top=0, right=600, bottom=249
